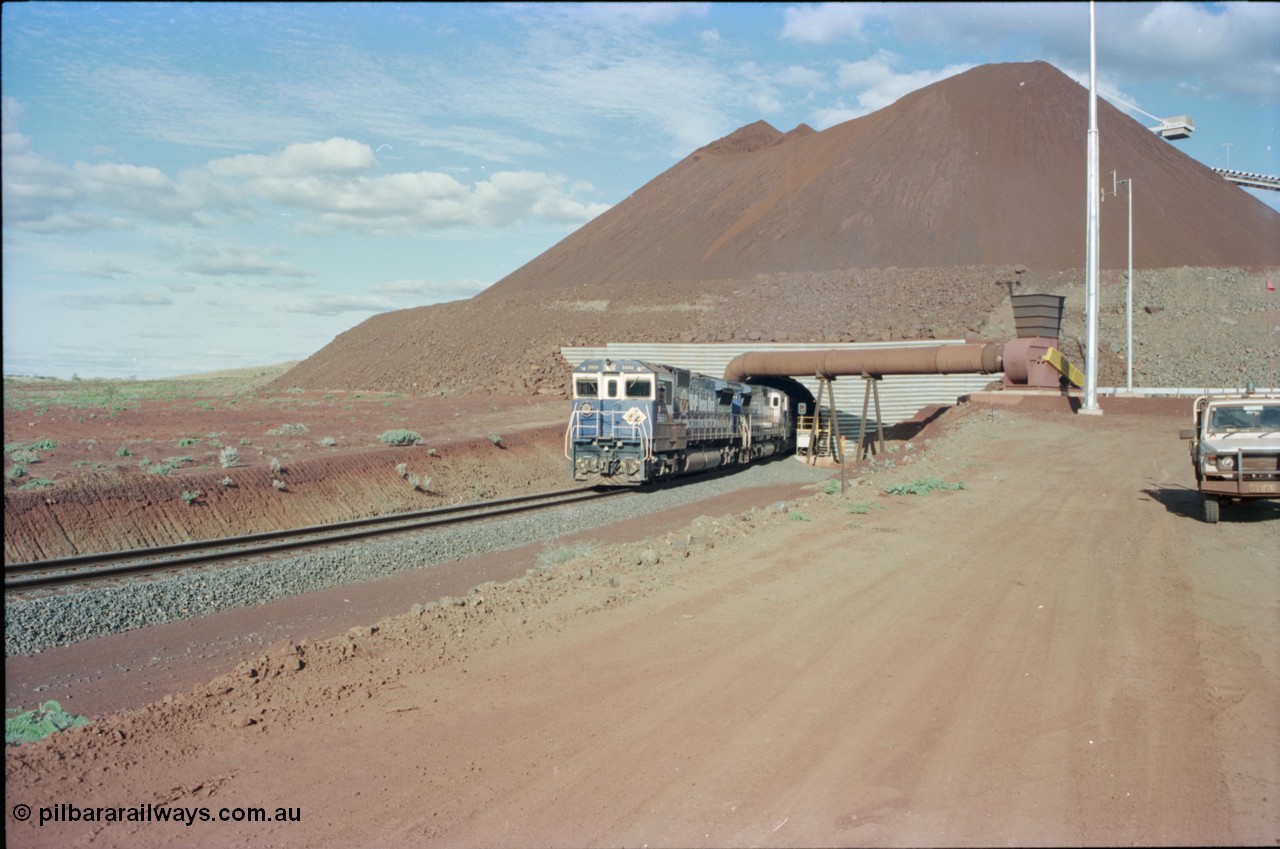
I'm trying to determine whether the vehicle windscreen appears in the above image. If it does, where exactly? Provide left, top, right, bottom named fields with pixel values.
left=1210, top=404, right=1280, bottom=431
left=625, top=378, right=652, bottom=399
left=575, top=379, right=598, bottom=398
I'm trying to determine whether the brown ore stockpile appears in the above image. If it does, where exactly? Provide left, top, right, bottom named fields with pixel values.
left=276, top=62, right=1280, bottom=396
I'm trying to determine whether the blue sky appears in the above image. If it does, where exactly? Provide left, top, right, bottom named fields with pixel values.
left=3, top=2, right=1277, bottom=380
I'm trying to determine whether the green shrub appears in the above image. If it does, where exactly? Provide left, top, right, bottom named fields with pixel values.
left=7, top=465, right=27, bottom=480
left=823, top=480, right=840, bottom=495
left=177, top=437, right=200, bottom=447
left=10, top=449, right=40, bottom=465
left=28, top=438, right=56, bottom=451
left=219, top=447, right=239, bottom=469
left=116, top=445, right=132, bottom=457
left=846, top=501, right=883, bottom=514
left=17, top=478, right=53, bottom=490
left=378, top=430, right=421, bottom=446
left=6, top=701, right=88, bottom=746
left=181, top=489, right=202, bottom=505
left=319, top=436, right=336, bottom=448
left=266, top=423, right=308, bottom=436
left=488, top=433, right=504, bottom=447
left=883, top=477, right=966, bottom=496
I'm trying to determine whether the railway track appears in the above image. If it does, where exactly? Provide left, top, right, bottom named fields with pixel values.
left=4, top=486, right=628, bottom=594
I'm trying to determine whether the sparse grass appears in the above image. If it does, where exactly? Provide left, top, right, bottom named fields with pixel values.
left=17, top=478, right=53, bottom=490
left=319, top=436, right=336, bottom=448
left=537, top=540, right=595, bottom=570
left=883, top=477, right=966, bottom=495
left=177, top=437, right=200, bottom=447
left=266, top=423, right=308, bottom=437
left=846, top=501, right=884, bottom=514
left=789, top=511, right=812, bottom=521
left=10, top=449, right=40, bottom=465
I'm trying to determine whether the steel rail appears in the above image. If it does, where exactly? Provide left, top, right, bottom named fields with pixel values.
left=5, top=487, right=625, bottom=593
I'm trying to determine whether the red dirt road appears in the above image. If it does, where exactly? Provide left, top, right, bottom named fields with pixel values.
left=6, top=402, right=1278, bottom=847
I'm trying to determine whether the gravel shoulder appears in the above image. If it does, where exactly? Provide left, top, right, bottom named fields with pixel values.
left=6, top=399, right=1277, bottom=847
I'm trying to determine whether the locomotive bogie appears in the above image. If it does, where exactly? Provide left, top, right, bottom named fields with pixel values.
left=566, top=358, right=794, bottom=485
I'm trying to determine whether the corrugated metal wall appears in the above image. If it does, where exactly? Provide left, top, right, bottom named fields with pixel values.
left=561, top=341, right=999, bottom=428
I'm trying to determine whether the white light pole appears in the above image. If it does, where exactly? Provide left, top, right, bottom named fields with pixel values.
left=1224, top=142, right=1233, bottom=168
left=1111, top=171, right=1134, bottom=392
left=1082, top=1, right=1102, bottom=415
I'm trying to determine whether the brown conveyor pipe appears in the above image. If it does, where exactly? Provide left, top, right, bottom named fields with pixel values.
left=723, top=342, right=1004, bottom=382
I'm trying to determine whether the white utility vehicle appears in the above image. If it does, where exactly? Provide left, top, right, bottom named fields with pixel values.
left=1180, top=390, right=1280, bottom=523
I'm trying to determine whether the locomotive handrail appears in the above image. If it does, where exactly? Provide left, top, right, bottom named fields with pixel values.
left=566, top=408, right=654, bottom=461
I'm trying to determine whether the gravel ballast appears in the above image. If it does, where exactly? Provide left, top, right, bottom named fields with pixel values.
left=5, top=457, right=833, bottom=656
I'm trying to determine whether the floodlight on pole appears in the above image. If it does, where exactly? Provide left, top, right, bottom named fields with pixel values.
left=1081, top=1, right=1102, bottom=415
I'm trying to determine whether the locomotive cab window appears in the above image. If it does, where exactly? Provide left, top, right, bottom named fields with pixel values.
left=606, top=379, right=619, bottom=399
left=575, top=378, right=598, bottom=398
left=625, top=378, right=652, bottom=399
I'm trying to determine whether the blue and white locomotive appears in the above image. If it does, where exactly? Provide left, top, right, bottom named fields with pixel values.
left=566, top=358, right=794, bottom=485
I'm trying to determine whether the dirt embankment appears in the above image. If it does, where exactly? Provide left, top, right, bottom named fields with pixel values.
left=4, top=389, right=568, bottom=562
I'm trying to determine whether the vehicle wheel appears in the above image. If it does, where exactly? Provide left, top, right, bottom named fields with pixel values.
left=1202, top=494, right=1220, bottom=524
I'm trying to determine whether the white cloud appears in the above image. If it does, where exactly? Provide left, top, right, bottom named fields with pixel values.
left=781, top=3, right=871, bottom=44
left=3, top=113, right=609, bottom=240
left=832, top=51, right=975, bottom=117
left=282, top=294, right=397, bottom=316
left=370, top=278, right=489, bottom=301
left=182, top=246, right=312, bottom=279
left=57, top=291, right=174, bottom=309
left=870, top=2, right=1279, bottom=103
left=208, top=138, right=377, bottom=179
